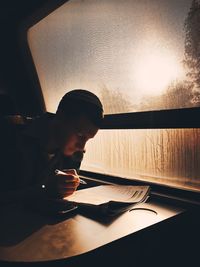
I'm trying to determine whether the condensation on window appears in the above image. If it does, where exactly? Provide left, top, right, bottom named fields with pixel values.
left=28, top=0, right=200, bottom=114
left=81, top=129, right=200, bottom=192
left=28, top=0, right=200, bottom=191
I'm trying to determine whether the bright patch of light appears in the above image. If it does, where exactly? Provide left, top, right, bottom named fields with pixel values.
left=134, top=49, right=185, bottom=96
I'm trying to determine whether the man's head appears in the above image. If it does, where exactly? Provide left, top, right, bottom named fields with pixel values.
left=53, top=89, right=104, bottom=156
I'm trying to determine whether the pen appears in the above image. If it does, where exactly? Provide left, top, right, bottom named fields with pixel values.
left=55, top=169, right=87, bottom=185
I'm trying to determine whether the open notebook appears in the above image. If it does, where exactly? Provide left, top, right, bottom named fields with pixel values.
left=65, top=185, right=150, bottom=216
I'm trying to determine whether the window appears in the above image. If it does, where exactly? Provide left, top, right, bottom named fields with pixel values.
left=81, top=129, right=200, bottom=191
left=27, top=0, right=200, bottom=192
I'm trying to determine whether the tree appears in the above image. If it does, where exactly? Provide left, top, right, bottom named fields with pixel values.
left=138, top=80, right=195, bottom=111
left=184, top=0, right=200, bottom=98
left=100, top=85, right=133, bottom=114
left=138, top=0, right=200, bottom=111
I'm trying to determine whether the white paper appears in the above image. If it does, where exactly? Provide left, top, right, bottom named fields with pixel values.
left=65, top=185, right=150, bottom=205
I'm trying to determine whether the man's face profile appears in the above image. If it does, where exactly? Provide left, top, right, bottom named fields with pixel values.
left=58, top=115, right=99, bottom=156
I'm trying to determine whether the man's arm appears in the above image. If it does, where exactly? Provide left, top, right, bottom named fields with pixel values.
left=0, top=184, right=46, bottom=206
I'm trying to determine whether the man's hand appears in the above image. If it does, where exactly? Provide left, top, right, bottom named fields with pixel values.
left=45, top=169, right=80, bottom=198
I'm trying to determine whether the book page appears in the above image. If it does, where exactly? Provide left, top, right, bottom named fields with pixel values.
left=65, top=185, right=150, bottom=205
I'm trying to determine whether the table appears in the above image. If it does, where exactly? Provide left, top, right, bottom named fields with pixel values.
left=0, top=200, right=183, bottom=263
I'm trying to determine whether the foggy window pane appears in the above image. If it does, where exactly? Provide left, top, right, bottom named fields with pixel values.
left=82, top=129, right=200, bottom=192
left=28, top=0, right=200, bottom=191
left=28, top=0, right=200, bottom=113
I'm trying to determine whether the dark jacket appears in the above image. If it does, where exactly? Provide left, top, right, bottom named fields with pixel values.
left=0, top=114, right=83, bottom=192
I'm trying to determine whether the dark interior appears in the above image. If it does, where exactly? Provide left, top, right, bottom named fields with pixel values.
left=0, top=1, right=200, bottom=266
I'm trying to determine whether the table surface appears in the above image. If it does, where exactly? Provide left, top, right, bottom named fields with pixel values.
left=0, top=199, right=184, bottom=263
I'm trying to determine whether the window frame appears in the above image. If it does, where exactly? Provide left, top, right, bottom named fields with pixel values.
left=19, top=0, right=200, bottom=204
left=102, top=107, right=200, bottom=129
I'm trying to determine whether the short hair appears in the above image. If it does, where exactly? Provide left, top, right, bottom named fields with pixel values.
left=56, top=89, right=104, bottom=127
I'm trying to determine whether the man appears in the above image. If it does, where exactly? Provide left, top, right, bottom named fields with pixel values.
left=0, top=89, right=104, bottom=213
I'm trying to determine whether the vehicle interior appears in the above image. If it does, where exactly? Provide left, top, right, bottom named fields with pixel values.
left=0, top=0, right=200, bottom=266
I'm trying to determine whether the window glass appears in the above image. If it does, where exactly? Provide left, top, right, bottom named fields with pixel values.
left=82, top=129, right=200, bottom=192
left=28, top=0, right=200, bottom=191
left=28, top=0, right=200, bottom=114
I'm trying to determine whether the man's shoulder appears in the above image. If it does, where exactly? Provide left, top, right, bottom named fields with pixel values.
left=0, top=116, right=27, bottom=157
left=0, top=115, right=42, bottom=146
left=19, top=113, right=54, bottom=147
left=0, top=116, right=23, bottom=140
